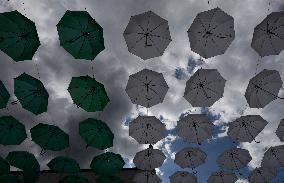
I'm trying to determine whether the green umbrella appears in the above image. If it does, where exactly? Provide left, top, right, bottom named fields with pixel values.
left=79, top=118, right=113, bottom=149
left=30, top=123, right=69, bottom=154
left=67, top=76, right=109, bottom=112
left=0, top=175, right=21, bottom=183
left=6, top=151, right=40, bottom=171
left=90, top=152, right=125, bottom=175
left=47, top=156, right=80, bottom=173
left=96, top=175, right=125, bottom=183
left=0, top=10, right=40, bottom=61
left=56, top=10, right=105, bottom=60
left=0, top=116, right=27, bottom=145
left=59, top=175, right=89, bottom=183
left=0, top=80, right=10, bottom=109
left=13, top=73, right=49, bottom=115
left=23, top=166, right=40, bottom=183
left=0, top=156, right=9, bottom=175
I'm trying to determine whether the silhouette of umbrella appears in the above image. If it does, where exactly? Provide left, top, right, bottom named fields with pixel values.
left=0, top=10, right=40, bottom=61
left=6, top=151, right=39, bottom=171
left=68, top=76, right=109, bottom=112
left=56, top=10, right=104, bottom=60
left=169, top=171, right=197, bottom=183
left=123, top=11, right=172, bottom=60
left=96, top=175, right=125, bottom=183
left=184, top=69, right=226, bottom=107
left=0, top=80, right=10, bottom=109
left=0, top=156, right=9, bottom=175
left=126, top=69, right=169, bottom=108
left=133, top=170, right=161, bottom=183
left=129, top=116, right=166, bottom=144
left=176, top=114, right=214, bottom=145
left=261, top=145, right=284, bottom=169
left=251, top=11, right=284, bottom=57
left=227, top=115, right=268, bottom=143
left=79, top=118, right=113, bottom=149
left=276, top=119, right=284, bottom=142
left=47, top=156, right=80, bottom=173
left=207, top=170, right=237, bottom=183
left=60, top=175, right=89, bottom=183
left=248, top=167, right=276, bottom=183
left=0, top=175, right=21, bottom=183
left=23, top=165, right=40, bottom=183
left=188, top=7, right=235, bottom=59
left=13, top=73, right=49, bottom=115
left=0, top=116, right=27, bottom=145
left=245, top=69, right=283, bottom=108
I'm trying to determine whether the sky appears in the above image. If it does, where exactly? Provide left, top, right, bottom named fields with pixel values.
left=0, top=0, right=284, bottom=182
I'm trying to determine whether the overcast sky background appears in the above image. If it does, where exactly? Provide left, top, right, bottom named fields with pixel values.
left=0, top=0, right=284, bottom=182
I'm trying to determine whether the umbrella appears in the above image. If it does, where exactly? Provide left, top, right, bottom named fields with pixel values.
left=184, top=69, right=226, bottom=107
left=123, top=11, right=172, bottom=60
left=0, top=80, right=10, bottom=109
left=276, top=119, right=284, bottom=142
left=187, top=7, right=235, bottom=59
left=245, top=69, right=283, bottom=108
left=133, top=145, right=166, bottom=170
left=6, top=151, right=39, bottom=171
left=261, top=145, right=284, bottom=169
left=129, top=115, right=166, bottom=144
left=0, top=156, right=9, bottom=175
left=13, top=73, right=49, bottom=115
left=227, top=115, right=268, bottom=143
left=23, top=166, right=40, bottom=183
left=207, top=170, right=237, bottom=183
left=68, top=75, right=109, bottom=112
left=0, top=116, right=27, bottom=145
left=60, top=175, right=89, bottom=183
left=126, top=69, right=169, bottom=108
left=56, top=10, right=104, bottom=60
left=0, top=175, right=21, bottom=183
left=248, top=167, right=276, bottom=183
left=96, top=175, right=125, bottom=183
left=133, top=170, right=161, bottom=183
left=47, top=156, right=80, bottom=173
left=90, top=152, right=125, bottom=175
left=169, top=171, right=197, bottom=183
left=0, top=10, right=40, bottom=61
left=176, top=114, right=214, bottom=145
left=30, top=123, right=69, bottom=154
left=251, top=11, right=284, bottom=57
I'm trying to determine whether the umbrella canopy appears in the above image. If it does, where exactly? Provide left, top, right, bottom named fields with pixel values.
left=184, top=69, right=226, bottom=107
left=60, top=175, right=89, bottom=183
left=174, top=147, right=206, bottom=169
left=56, top=10, right=104, bottom=60
left=6, top=151, right=39, bottom=171
left=207, top=170, right=237, bottom=183
left=126, top=69, right=169, bottom=108
left=133, top=170, right=161, bottom=183
left=129, top=115, right=166, bottom=144
left=90, top=152, right=125, bottom=175
left=187, top=7, right=235, bottom=59
left=0, top=80, right=10, bottom=109
left=261, top=145, right=284, bottom=169
left=0, top=175, right=21, bottom=183
left=13, top=73, right=49, bottom=115
left=47, top=156, right=80, bottom=173
left=276, top=119, right=284, bottom=142
left=248, top=167, right=276, bottom=183
left=23, top=166, right=40, bottom=183
left=217, top=148, right=252, bottom=170
left=245, top=69, right=283, bottom=108
left=96, top=175, right=125, bottom=183
left=169, top=171, right=197, bottom=183
left=123, top=11, right=171, bottom=60
left=176, top=114, right=214, bottom=145
left=251, top=11, right=284, bottom=57
left=0, top=10, right=40, bottom=61
left=68, top=75, right=109, bottom=112
left=227, top=115, right=268, bottom=143
left=0, top=156, right=9, bottom=175
left=79, top=118, right=113, bottom=149
left=0, top=116, right=27, bottom=145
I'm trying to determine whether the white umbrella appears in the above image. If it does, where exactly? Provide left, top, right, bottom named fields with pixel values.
left=169, top=171, right=197, bottom=183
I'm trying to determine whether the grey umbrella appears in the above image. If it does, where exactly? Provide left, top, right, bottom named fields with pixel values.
left=251, top=11, right=284, bottom=57
left=176, top=114, right=214, bottom=145
left=169, top=171, right=197, bottom=183
left=276, top=119, right=284, bottom=142
left=245, top=69, right=283, bottom=108
left=133, top=170, right=161, bottom=183
left=184, top=69, right=226, bottom=107
left=126, top=69, right=169, bottom=108
left=261, top=145, right=284, bottom=169
left=207, top=170, right=237, bottom=183
left=188, top=7, right=235, bottom=59
left=227, top=115, right=268, bottom=143
left=248, top=167, right=276, bottom=183
left=123, top=11, right=172, bottom=60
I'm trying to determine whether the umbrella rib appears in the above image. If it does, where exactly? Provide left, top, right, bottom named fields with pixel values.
left=148, top=34, right=171, bottom=41
left=148, top=36, right=163, bottom=55
left=76, top=36, right=87, bottom=58
left=149, top=21, right=167, bottom=34
left=128, top=34, right=146, bottom=50
left=132, top=18, right=145, bottom=32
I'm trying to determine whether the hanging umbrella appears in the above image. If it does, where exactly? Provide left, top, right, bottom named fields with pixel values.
left=126, top=69, right=169, bottom=108
left=207, top=170, right=237, bottom=183
left=47, top=156, right=80, bottom=173
left=0, top=10, right=40, bottom=61
left=13, top=73, right=49, bottom=115
left=251, top=11, right=284, bottom=57
left=56, top=10, right=104, bottom=60
left=79, top=118, right=113, bottom=149
left=23, top=165, right=40, bottom=183
left=0, top=156, right=9, bottom=175
left=133, top=170, right=161, bottom=183
left=96, top=175, right=125, bottom=183
left=0, top=80, right=10, bottom=109
left=6, top=151, right=39, bottom=171
left=68, top=75, right=109, bottom=112
left=90, top=152, right=125, bottom=175
left=129, top=116, right=166, bottom=144
left=123, top=10, right=172, bottom=60
left=248, top=167, right=276, bottom=183
left=261, top=145, right=284, bottom=169
left=245, top=69, right=283, bottom=108
left=176, top=114, right=214, bottom=145
left=60, top=175, right=89, bottom=183
left=184, top=69, right=226, bottom=107
left=30, top=123, right=69, bottom=154
left=169, top=171, right=197, bottom=183
left=0, top=175, right=21, bottom=183
left=276, top=119, right=284, bottom=142
left=0, top=116, right=27, bottom=145
left=227, top=115, right=268, bottom=143
left=187, top=7, right=235, bottom=59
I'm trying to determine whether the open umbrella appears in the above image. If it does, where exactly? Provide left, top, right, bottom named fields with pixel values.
left=47, top=156, right=80, bottom=173
left=68, top=75, right=109, bottom=112
left=60, top=175, right=89, bottom=183
left=23, top=166, right=40, bottom=183
left=184, top=69, right=226, bottom=107
left=0, top=10, right=40, bottom=61
left=0, top=156, right=9, bottom=175
left=96, top=175, right=125, bottom=183
left=188, top=7, right=235, bottom=59
left=6, top=151, right=39, bottom=171
left=57, top=10, right=104, bottom=60
left=133, top=170, right=161, bottom=183
left=169, top=171, right=197, bottom=183
left=207, top=170, right=237, bottom=183
left=123, top=11, right=172, bottom=60
left=248, top=167, right=276, bottom=183
left=0, top=175, right=21, bottom=183
left=261, top=145, right=284, bottom=169
left=0, top=80, right=10, bottom=109
left=276, top=119, right=284, bottom=142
